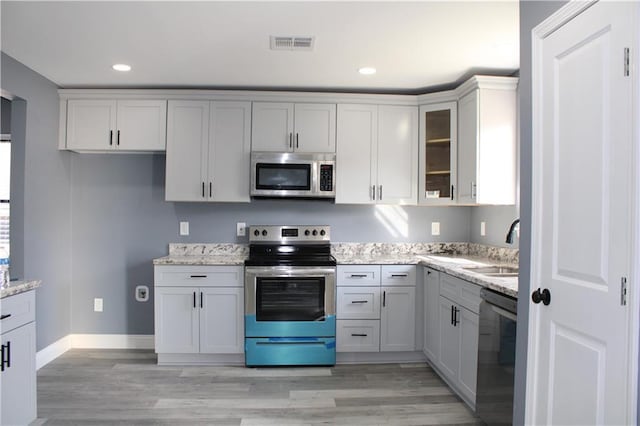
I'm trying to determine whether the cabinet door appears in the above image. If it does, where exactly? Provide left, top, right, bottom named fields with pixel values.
left=199, top=287, right=244, bottom=354
left=116, top=100, right=167, bottom=151
left=419, top=102, right=457, bottom=205
left=165, top=100, right=209, bottom=201
left=251, top=102, right=294, bottom=152
left=377, top=105, right=418, bottom=204
left=458, top=306, right=479, bottom=405
left=457, top=90, right=479, bottom=205
left=154, top=287, right=200, bottom=353
left=0, top=322, right=36, bottom=426
left=335, top=104, right=377, bottom=204
left=438, top=296, right=459, bottom=381
left=293, top=103, right=336, bottom=153
left=423, top=268, right=440, bottom=362
left=380, top=286, right=416, bottom=352
left=209, top=101, right=251, bottom=202
left=66, top=99, right=117, bottom=150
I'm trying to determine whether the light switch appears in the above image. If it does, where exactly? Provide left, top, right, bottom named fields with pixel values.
left=94, top=298, right=103, bottom=312
left=480, top=221, right=486, bottom=236
left=237, top=222, right=246, bottom=237
left=431, top=222, right=440, bottom=236
left=179, top=221, right=189, bottom=236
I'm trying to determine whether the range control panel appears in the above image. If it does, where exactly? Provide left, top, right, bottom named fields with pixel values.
left=249, top=225, right=331, bottom=243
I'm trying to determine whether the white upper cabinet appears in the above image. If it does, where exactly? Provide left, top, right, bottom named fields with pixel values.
left=66, top=99, right=166, bottom=152
left=418, top=102, right=458, bottom=205
left=457, top=76, right=518, bottom=205
left=336, top=104, right=418, bottom=205
left=165, top=100, right=251, bottom=202
left=251, top=102, right=336, bottom=153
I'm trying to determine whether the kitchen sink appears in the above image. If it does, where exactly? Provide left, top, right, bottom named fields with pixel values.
left=462, top=265, right=519, bottom=277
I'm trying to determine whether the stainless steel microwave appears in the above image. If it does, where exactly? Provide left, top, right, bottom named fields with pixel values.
left=250, top=152, right=336, bottom=199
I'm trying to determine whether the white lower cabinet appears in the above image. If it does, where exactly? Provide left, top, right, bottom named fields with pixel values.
left=154, top=266, right=244, bottom=358
left=336, top=265, right=416, bottom=353
left=0, top=290, right=37, bottom=426
left=423, top=268, right=481, bottom=408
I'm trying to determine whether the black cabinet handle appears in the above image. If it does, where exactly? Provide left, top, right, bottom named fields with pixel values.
left=202, top=182, right=205, bottom=197
left=350, top=274, right=367, bottom=278
left=109, top=130, right=113, bottom=146
left=351, top=333, right=368, bottom=337
left=1, top=341, right=10, bottom=371
left=200, top=292, right=203, bottom=309
left=383, top=291, right=386, bottom=307
left=117, top=130, right=120, bottom=146
left=0, top=314, right=11, bottom=320
left=391, top=274, right=407, bottom=278
left=450, top=305, right=454, bottom=325
left=296, top=133, right=299, bottom=148
left=351, top=300, right=368, bottom=304
left=289, top=133, right=293, bottom=149
left=453, top=307, right=460, bottom=326
left=532, top=288, right=551, bottom=306
left=209, top=182, right=212, bottom=198
left=193, top=292, right=196, bottom=309
left=190, top=275, right=207, bottom=279
left=451, top=185, right=454, bottom=200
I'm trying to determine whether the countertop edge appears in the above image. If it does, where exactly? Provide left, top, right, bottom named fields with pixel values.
left=1, top=280, right=43, bottom=299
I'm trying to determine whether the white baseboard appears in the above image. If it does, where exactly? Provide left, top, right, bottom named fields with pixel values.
left=36, top=334, right=155, bottom=370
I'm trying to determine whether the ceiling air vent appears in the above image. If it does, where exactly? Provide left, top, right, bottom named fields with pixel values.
left=270, top=36, right=315, bottom=51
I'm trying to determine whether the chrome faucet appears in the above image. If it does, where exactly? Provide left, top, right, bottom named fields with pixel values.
left=505, top=219, right=520, bottom=244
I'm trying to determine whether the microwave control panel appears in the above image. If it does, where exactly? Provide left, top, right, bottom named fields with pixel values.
left=319, top=164, right=334, bottom=192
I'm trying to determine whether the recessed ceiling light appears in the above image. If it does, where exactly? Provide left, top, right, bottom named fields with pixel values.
left=112, top=64, right=131, bottom=72
left=358, top=67, right=376, bottom=75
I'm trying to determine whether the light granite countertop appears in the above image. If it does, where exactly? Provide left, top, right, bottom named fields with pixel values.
left=154, top=243, right=518, bottom=298
left=1, top=280, right=42, bottom=299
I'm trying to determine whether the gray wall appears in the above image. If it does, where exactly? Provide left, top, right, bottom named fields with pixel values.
left=514, top=2, right=567, bottom=425
left=70, top=151, right=472, bottom=333
left=1, top=52, right=73, bottom=350
left=470, top=205, right=519, bottom=248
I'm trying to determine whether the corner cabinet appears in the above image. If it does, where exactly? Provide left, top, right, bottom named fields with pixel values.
left=336, top=104, right=418, bottom=204
left=64, top=99, right=167, bottom=152
left=418, top=102, right=457, bottom=205
left=251, top=102, right=336, bottom=153
left=457, top=76, right=518, bottom=205
left=154, top=265, right=244, bottom=364
left=0, top=290, right=37, bottom=426
left=165, top=100, right=251, bottom=202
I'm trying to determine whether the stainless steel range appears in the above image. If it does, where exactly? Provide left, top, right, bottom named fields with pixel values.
left=244, top=225, right=336, bottom=366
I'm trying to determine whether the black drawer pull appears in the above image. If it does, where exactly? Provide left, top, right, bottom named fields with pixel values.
left=1, top=341, right=10, bottom=371
left=190, top=275, right=207, bottom=278
left=351, top=333, right=368, bottom=337
left=351, top=300, right=368, bottom=304
left=391, top=274, right=408, bottom=277
left=349, top=274, right=368, bottom=278
left=0, top=314, right=11, bottom=320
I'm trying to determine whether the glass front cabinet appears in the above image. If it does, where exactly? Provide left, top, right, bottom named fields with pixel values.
left=418, top=102, right=457, bottom=205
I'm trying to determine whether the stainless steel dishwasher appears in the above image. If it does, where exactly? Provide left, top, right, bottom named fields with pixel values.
left=476, top=288, right=517, bottom=426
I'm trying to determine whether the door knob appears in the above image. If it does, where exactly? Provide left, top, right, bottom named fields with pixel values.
left=532, top=288, right=551, bottom=306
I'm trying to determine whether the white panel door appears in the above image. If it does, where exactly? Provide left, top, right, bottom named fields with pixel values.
left=199, top=287, right=244, bottom=354
left=528, top=2, right=635, bottom=424
left=438, top=296, right=459, bottom=382
left=116, top=100, right=167, bottom=151
left=66, top=99, right=116, bottom=150
left=209, top=101, right=251, bottom=202
left=165, top=100, right=209, bottom=201
left=380, top=286, right=415, bottom=351
left=0, top=322, right=36, bottom=426
left=423, top=268, right=440, bottom=361
left=335, top=104, right=377, bottom=204
left=377, top=105, right=418, bottom=204
left=457, top=91, right=478, bottom=204
left=293, top=103, right=336, bottom=153
left=251, top=102, right=294, bottom=152
left=154, top=287, right=199, bottom=353
left=458, top=307, right=479, bottom=406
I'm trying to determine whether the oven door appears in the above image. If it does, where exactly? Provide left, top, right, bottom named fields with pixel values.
left=245, top=266, right=336, bottom=338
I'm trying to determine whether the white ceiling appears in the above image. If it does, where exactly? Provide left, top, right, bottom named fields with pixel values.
left=1, top=1, right=519, bottom=93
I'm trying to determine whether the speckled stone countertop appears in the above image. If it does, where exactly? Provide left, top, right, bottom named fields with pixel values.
left=153, top=242, right=518, bottom=297
left=1, top=280, right=42, bottom=299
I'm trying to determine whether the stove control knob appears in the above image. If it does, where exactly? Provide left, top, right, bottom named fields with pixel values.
left=304, top=230, right=310, bottom=236
left=253, top=229, right=260, bottom=237
left=320, top=229, right=326, bottom=236
left=262, top=230, right=268, bottom=236
left=312, top=230, right=318, bottom=236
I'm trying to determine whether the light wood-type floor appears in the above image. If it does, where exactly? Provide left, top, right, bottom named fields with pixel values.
left=35, top=349, right=482, bottom=425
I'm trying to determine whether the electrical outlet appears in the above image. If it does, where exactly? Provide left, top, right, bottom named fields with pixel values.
left=179, top=221, right=189, bottom=236
left=237, top=222, right=246, bottom=237
left=480, top=221, right=486, bottom=236
left=135, top=285, right=149, bottom=302
left=431, top=222, right=440, bottom=236
left=94, top=298, right=103, bottom=312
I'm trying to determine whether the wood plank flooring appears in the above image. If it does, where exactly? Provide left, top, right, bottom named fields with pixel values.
left=36, top=349, right=482, bottom=425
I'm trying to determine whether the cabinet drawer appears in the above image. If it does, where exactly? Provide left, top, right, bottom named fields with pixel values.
left=337, top=286, right=381, bottom=319
left=154, top=266, right=243, bottom=287
left=1, top=290, right=36, bottom=335
left=439, top=273, right=461, bottom=301
left=439, top=273, right=482, bottom=314
left=337, top=265, right=380, bottom=286
left=381, top=265, right=416, bottom=286
left=337, top=320, right=380, bottom=352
